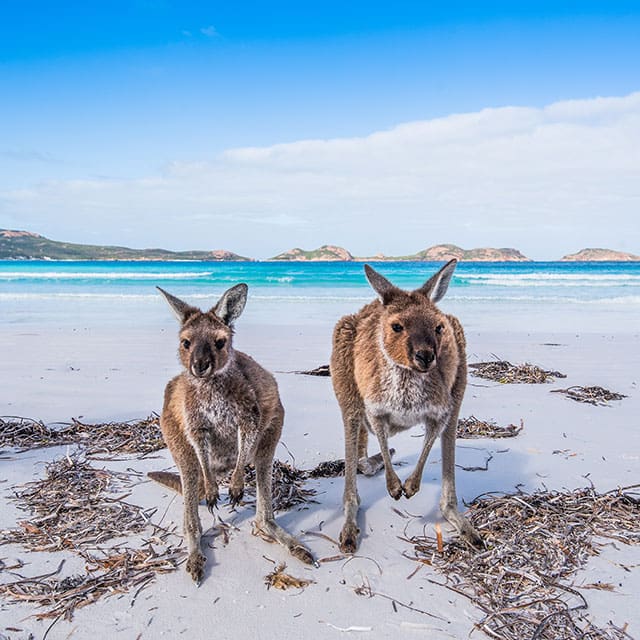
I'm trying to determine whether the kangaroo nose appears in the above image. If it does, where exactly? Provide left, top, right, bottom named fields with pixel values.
left=191, top=358, right=212, bottom=377
left=414, top=349, right=435, bottom=370
left=195, top=359, right=210, bottom=374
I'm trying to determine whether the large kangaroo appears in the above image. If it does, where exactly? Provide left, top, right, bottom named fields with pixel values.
left=331, top=260, right=482, bottom=553
left=150, top=284, right=314, bottom=583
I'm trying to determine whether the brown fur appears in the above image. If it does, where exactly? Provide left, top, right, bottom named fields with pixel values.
left=331, top=260, right=483, bottom=552
left=150, top=285, right=314, bottom=583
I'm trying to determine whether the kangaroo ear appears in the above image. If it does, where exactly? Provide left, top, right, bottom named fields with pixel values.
left=157, top=287, right=198, bottom=323
left=214, top=283, right=248, bottom=326
left=364, top=264, right=401, bottom=305
left=418, top=259, right=458, bottom=303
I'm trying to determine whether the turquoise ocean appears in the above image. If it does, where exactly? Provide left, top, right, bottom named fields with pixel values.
left=1, top=261, right=638, bottom=333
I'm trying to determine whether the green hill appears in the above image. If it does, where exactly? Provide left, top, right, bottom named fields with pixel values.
left=0, top=229, right=250, bottom=261
left=410, top=244, right=531, bottom=262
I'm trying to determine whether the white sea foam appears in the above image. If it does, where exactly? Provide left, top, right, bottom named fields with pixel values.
left=462, top=272, right=640, bottom=280
left=448, top=295, right=640, bottom=304
left=460, top=273, right=640, bottom=286
left=0, top=292, right=158, bottom=300
left=1, top=292, right=639, bottom=305
left=0, top=271, right=214, bottom=280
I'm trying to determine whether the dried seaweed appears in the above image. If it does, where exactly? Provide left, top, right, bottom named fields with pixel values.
left=0, top=414, right=164, bottom=456
left=307, top=459, right=346, bottom=478
left=264, top=562, right=313, bottom=590
left=0, top=454, right=183, bottom=620
left=241, top=460, right=319, bottom=512
left=0, top=456, right=148, bottom=552
left=404, top=486, right=640, bottom=639
left=551, top=386, right=627, bottom=406
left=468, top=360, right=566, bottom=384
left=294, top=364, right=331, bottom=377
left=457, top=416, right=523, bottom=439
left=0, top=546, right=183, bottom=621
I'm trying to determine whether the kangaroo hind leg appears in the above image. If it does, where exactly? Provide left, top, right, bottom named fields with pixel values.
left=253, top=421, right=315, bottom=566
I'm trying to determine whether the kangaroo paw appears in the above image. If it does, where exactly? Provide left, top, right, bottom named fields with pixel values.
left=402, top=475, right=421, bottom=499
left=227, top=485, right=244, bottom=508
left=186, top=551, right=206, bottom=585
left=442, top=507, right=484, bottom=549
left=339, top=523, right=360, bottom=554
left=386, top=474, right=403, bottom=500
left=290, top=543, right=315, bottom=566
left=205, top=492, right=219, bottom=513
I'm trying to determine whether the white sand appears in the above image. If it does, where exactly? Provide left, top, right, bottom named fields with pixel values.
left=1, top=316, right=639, bottom=639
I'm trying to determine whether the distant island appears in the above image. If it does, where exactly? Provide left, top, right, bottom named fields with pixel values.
left=269, top=244, right=531, bottom=262
left=270, top=245, right=355, bottom=261
left=1, top=229, right=638, bottom=262
left=560, top=248, right=640, bottom=262
left=0, top=229, right=250, bottom=261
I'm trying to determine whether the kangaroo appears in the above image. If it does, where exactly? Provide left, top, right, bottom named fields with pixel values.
left=330, top=260, right=483, bottom=553
left=149, top=284, right=315, bottom=583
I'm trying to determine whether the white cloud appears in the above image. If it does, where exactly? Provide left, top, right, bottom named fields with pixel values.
left=1, top=92, right=639, bottom=259
left=200, top=25, right=218, bottom=37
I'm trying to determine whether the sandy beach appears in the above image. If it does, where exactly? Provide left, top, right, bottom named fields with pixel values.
left=1, top=291, right=639, bottom=640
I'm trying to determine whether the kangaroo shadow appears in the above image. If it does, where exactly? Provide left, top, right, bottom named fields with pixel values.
left=320, top=437, right=533, bottom=549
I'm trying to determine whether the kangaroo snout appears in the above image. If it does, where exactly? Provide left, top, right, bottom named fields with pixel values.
left=190, top=343, right=215, bottom=377
left=413, top=349, right=435, bottom=371
left=190, top=359, right=213, bottom=378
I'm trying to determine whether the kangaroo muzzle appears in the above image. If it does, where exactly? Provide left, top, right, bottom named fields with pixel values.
left=190, top=343, right=214, bottom=378
left=413, top=348, right=435, bottom=372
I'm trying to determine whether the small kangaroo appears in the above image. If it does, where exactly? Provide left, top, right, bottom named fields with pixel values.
left=331, top=260, right=482, bottom=553
left=150, top=284, right=314, bottom=583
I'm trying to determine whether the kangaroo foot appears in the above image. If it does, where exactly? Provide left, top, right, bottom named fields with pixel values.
left=255, top=518, right=317, bottom=566
left=358, top=448, right=395, bottom=476
left=442, top=507, right=484, bottom=548
left=290, top=542, right=315, bottom=566
left=186, top=551, right=206, bottom=585
left=228, top=485, right=244, bottom=508
left=339, top=522, right=360, bottom=554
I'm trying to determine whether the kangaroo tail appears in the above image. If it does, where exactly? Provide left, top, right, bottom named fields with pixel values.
left=148, top=471, right=183, bottom=494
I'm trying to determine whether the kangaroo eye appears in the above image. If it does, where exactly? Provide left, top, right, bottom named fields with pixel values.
left=181, top=339, right=191, bottom=350
left=391, top=323, right=403, bottom=333
left=435, top=324, right=444, bottom=335
left=215, top=338, right=227, bottom=350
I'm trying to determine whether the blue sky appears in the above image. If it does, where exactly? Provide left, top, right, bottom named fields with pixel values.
left=1, top=1, right=639, bottom=257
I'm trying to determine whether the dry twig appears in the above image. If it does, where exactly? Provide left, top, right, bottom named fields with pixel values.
left=404, top=486, right=640, bottom=639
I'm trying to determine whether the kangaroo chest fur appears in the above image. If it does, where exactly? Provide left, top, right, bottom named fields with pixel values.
left=364, top=364, right=451, bottom=435
left=183, top=367, right=260, bottom=473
